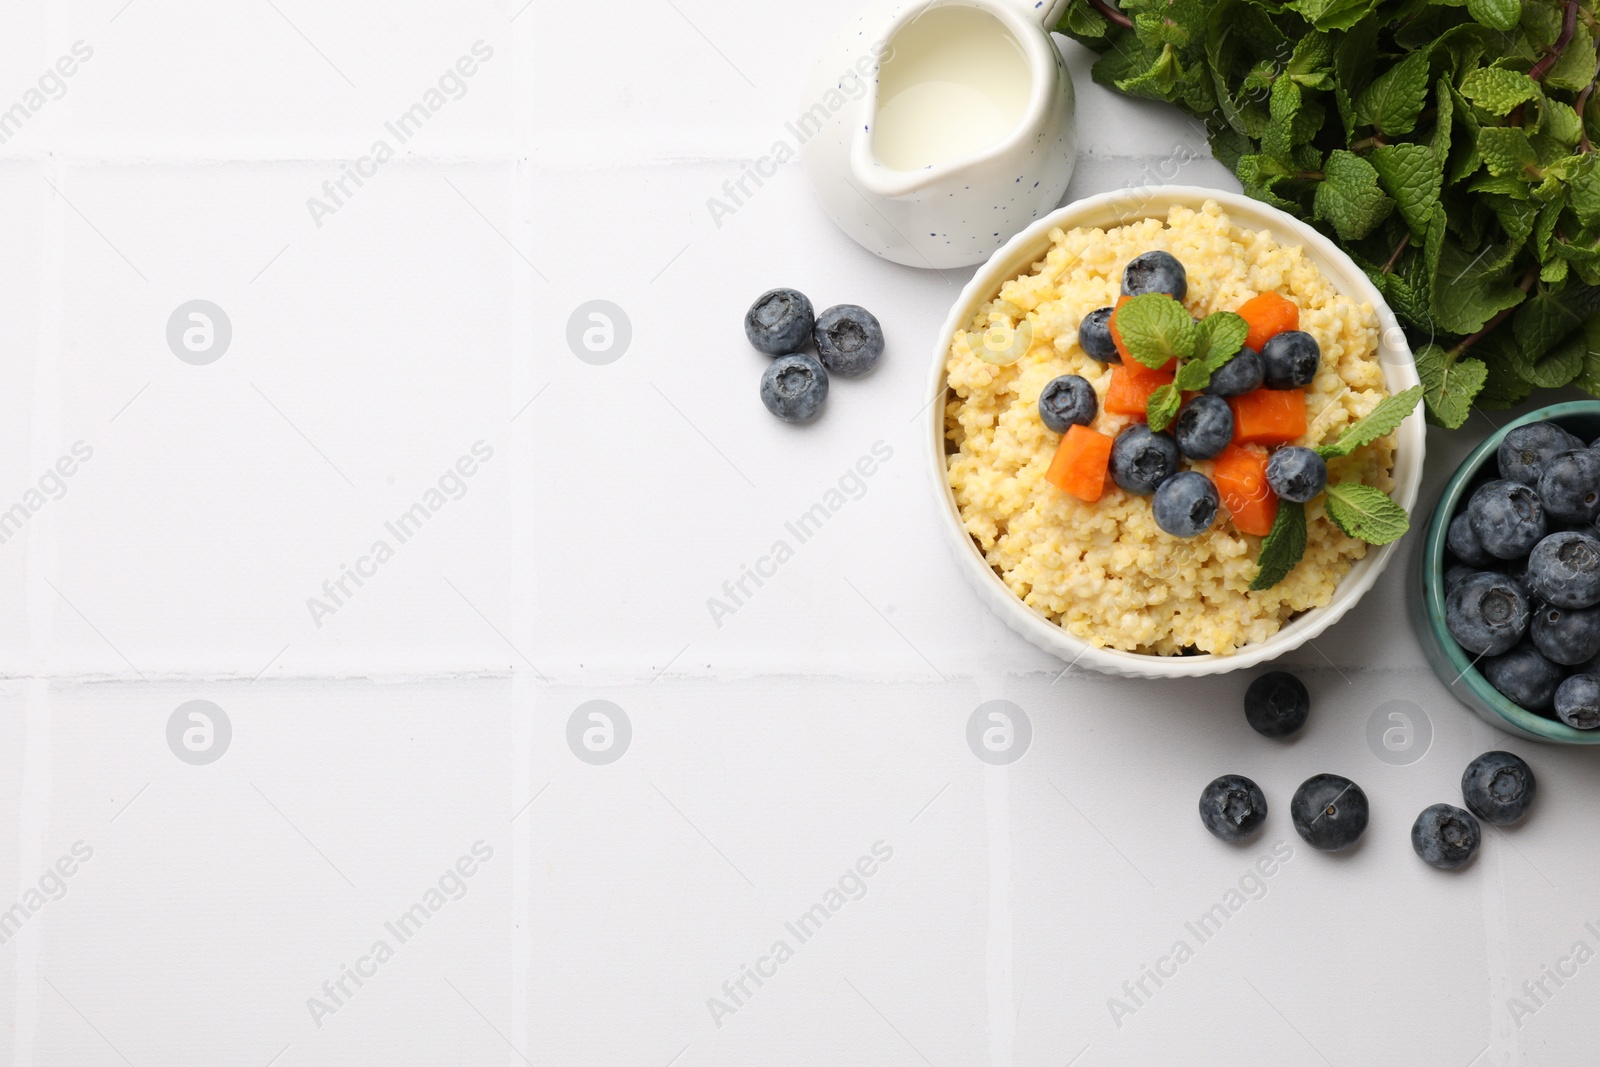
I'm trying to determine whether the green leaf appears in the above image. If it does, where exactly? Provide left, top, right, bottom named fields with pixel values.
left=1370, top=143, right=1444, bottom=237
left=1353, top=50, right=1432, bottom=136
left=1315, top=385, right=1425, bottom=457
left=1477, top=332, right=1537, bottom=408
left=1334, top=21, right=1380, bottom=139
left=1416, top=342, right=1488, bottom=428
left=1250, top=500, right=1307, bottom=590
left=1288, top=32, right=1335, bottom=88
left=1324, top=482, right=1411, bottom=544
left=1430, top=77, right=1453, bottom=163
left=1515, top=330, right=1586, bottom=388
left=1287, top=0, right=1378, bottom=30
left=1574, top=314, right=1600, bottom=396
left=1544, top=99, right=1584, bottom=148
left=1147, top=383, right=1183, bottom=431
left=1058, top=0, right=1109, bottom=37
left=1458, top=66, right=1541, bottom=116
left=1546, top=22, right=1598, bottom=93
left=1314, top=150, right=1396, bottom=240
left=1513, top=283, right=1600, bottom=362
left=1465, top=0, right=1520, bottom=31
left=1116, top=293, right=1196, bottom=368
left=1478, top=126, right=1539, bottom=179
left=1569, top=157, right=1600, bottom=228
left=1430, top=238, right=1527, bottom=334
left=1175, top=360, right=1213, bottom=391
left=1194, top=310, right=1249, bottom=368
left=1263, top=76, right=1302, bottom=164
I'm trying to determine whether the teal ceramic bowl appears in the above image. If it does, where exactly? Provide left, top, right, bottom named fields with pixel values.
left=1412, top=401, right=1600, bottom=743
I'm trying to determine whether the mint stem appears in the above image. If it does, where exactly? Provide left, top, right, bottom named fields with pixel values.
left=1530, top=0, right=1580, bottom=83
left=1088, top=0, right=1133, bottom=29
left=1381, top=233, right=1410, bottom=275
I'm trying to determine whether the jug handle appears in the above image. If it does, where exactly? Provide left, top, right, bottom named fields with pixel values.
left=1015, top=0, right=1071, bottom=28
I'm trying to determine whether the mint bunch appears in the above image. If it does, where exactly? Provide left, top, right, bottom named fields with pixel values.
left=1058, top=0, right=1600, bottom=427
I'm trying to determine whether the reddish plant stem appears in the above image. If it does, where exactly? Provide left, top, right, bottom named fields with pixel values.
left=1530, top=0, right=1581, bottom=83
left=1381, top=233, right=1410, bottom=274
left=1089, top=0, right=1134, bottom=28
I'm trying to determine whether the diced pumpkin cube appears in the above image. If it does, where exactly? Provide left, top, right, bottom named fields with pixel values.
left=1104, top=361, right=1175, bottom=418
left=1229, top=389, right=1307, bottom=446
left=1236, top=292, right=1300, bottom=352
left=1212, top=443, right=1278, bottom=537
left=1045, top=424, right=1114, bottom=502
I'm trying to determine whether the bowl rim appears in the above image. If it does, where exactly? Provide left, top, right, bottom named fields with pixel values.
left=1421, top=400, right=1600, bottom=743
left=923, top=184, right=1427, bottom=679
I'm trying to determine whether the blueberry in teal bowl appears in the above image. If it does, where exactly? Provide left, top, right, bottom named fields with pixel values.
left=1413, top=401, right=1600, bottom=743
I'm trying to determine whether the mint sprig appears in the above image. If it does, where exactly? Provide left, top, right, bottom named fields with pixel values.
left=1315, top=384, right=1422, bottom=458
left=1146, top=383, right=1182, bottom=432
left=1116, top=293, right=1195, bottom=369
left=1324, top=481, right=1410, bottom=543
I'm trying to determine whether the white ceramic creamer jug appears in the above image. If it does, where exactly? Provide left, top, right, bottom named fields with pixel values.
left=802, top=0, right=1076, bottom=270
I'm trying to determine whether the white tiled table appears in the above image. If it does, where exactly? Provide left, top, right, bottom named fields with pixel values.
left=0, top=2, right=1594, bottom=1064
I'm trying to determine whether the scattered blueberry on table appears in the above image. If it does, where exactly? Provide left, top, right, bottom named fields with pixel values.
left=1290, top=773, right=1368, bottom=852
left=759, top=353, right=828, bottom=423
left=1199, top=774, right=1267, bottom=843
left=745, top=288, right=814, bottom=355
left=1461, top=751, right=1537, bottom=825
left=1411, top=804, right=1481, bottom=871
left=1244, top=671, right=1310, bottom=738
left=814, top=304, right=885, bottom=377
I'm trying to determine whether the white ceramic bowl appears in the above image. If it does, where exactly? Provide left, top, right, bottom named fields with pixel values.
left=924, top=186, right=1427, bottom=679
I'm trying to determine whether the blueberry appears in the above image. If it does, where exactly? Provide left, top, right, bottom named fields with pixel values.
left=1555, top=674, right=1600, bottom=729
left=1445, top=564, right=1476, bottom=591
left=1537, top=449, right=1600, bottom=525
left=813, top=304, right=884, bottom=377
left=1121, top=251, right=1187, bottom=300
left=1447, top=513, right=1494, bottom=567
left=1467, top=480, right=1547, bottom=560
left=759, top=353, right=828, bottom=423
left=1527, top=530, right=1600, bottom=608
left=745, top=288, right=814, bottom=355
left=1265, top=446, right=1328, bottom=504
left=1153, top=471, right=1219, bottom=537
left=1482, top=642, right=1564, bottom=710
left=1173, top=396, right=1234, bottom=460
left=1500, top=422, right=1582, bottom=486
left=1038, top=375, right=1097, bottom=433
left=1444, top=571, right=1529, bottom=655
left=1203, top=346, right=1265, bottom=397
left=1199, top=774, right=1268, bottom=843
left=1078, top=307, right=1120, bottom=363
left=1530, top=603, right=1600, bottom=665
left=1260, top=330, right=1320, bottom=389
left=1244, top=671, right=1309, bottom=738
left=1461, top=751, right=1536, bottom=825
left=1290, top=773, right=1368, bottom=852
left=1109, top=425, right=1179, bottom=495
left=1411, top=804, right=1482, bottom=870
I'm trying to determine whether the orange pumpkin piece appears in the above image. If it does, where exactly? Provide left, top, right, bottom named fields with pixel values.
left=1212, top=443, right=1278, bottom=537
left=1104, top=361, right=1175, bottom=418
left=1045, top=424, right=1114, bottom=502
left=1236, top=292, right=1300, bottom=352
left=1229, top=389, right=1307, bottom=446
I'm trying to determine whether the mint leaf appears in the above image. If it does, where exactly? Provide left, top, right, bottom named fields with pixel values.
left=1324, top=482, right=1410, bottom=544
left=1544, top=99, right=1584, bottom=148
left=1430, top=238, right=1527, bottom=335
left=1430, top=77, right=1453, bottom=163
left=1314, top=150, right=1395, bottom=240
left=1116, top=293, right=1196, bottom=368
left=1370, top=143, right=1443, bottom=237
left=1458, top=67, right=1541, bottom=116
left=1478, top=127, right=1539, bottom=179
left=1175, top=360, right=1213, bottom=392
left=1416, top=342, right=1488, bottom=428
left=1194, top=311, right=1249, bottom=368
left=1250, top=500, right=1307, bottom=590
left=1513, top=283, right=1600, bottom=363
left=1353, top=51, right=1431, bottom=136
left=1263, top=75, right=1301, bottom=164
left=1569, top=157, right=1600, bottom=228
left=1315, top=384, right=1424, bottom=457
left=1147, top=383, right=1182, bottom=431
left=1547, top=22, right=1598, bottom=93
left=1515, top=331, right=1586, bottom=389
left=1574, top=315, right=1600, bottom=397
left=1465, top=0, right=1520, bottom=31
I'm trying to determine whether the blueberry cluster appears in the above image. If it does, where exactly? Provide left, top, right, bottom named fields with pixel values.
left=745, top=289, right=884, bottom=423
left=1443, top=421, right=1600, bottom=729
left=1063, top=252, right=1326, bottom=538
left=1199, top=673, right=1537, bottom=870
